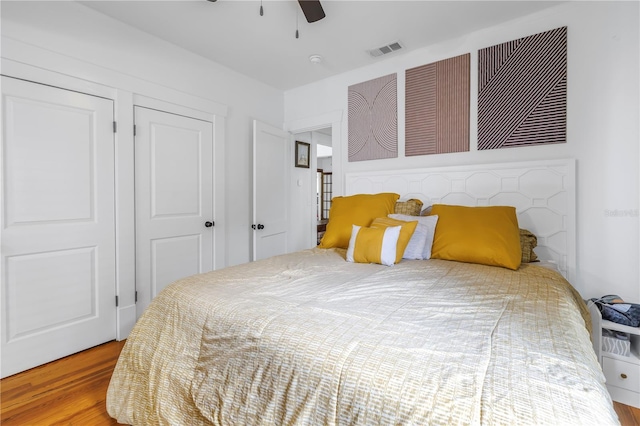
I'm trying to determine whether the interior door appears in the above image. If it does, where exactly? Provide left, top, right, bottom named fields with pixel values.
left=252, top=120, right=289, bottom=261
left=1, top=77, right=116, bottom=378
left=134, top=106, right=214, bottom=315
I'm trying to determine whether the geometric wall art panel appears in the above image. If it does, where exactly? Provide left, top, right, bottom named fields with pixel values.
left=406, top=53, right=470, bottom=156
left=478, top=26, right=567, bottom=150
left=348, top=73, right=397, bottom=162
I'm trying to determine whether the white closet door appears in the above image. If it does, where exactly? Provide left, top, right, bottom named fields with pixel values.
left=1, top=77, right=116, bottom=378
left=134, top=106, right=214, bottom=316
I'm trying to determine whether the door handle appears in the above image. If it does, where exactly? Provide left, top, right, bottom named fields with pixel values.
left=252, top=224, right=265, bottom=230
left=205, top=221, right=214, bottom=228
left=258, top=224, right=264, bottom=230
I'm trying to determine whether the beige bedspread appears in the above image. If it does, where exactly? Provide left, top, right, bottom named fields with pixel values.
left=107, top=248, right=618, bottom=425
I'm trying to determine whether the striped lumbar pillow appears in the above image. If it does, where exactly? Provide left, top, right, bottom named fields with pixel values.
left=370, top=217, right=418, bottom=263
left=346, top=224, right=401, bottom=266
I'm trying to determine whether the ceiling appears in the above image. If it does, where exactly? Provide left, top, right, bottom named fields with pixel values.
left=80, top=0, right=563, bottom=91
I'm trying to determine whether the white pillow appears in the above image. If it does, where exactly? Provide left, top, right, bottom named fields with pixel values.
left=346, top=224, right=401, bottom=266
left=393, top=221, right=428, bottom=260
left=388, top=214, right=439, bottom=259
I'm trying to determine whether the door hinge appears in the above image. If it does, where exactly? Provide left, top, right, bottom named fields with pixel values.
left=135, top=291, right=138, bottom=303
left=113, top=121, right=117, bottom=133
left=133, top=124, right=137, bottom=137
left=115, top=295, right=119, bottom=307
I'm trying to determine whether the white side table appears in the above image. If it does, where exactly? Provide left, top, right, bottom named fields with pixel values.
left=590, top=301, right=640, bottom=408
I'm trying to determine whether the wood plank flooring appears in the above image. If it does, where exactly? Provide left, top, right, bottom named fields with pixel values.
left=1, top=340, right=125, bottom=425
left=616, top=402, right=640, bottom=426
left=1, top=339, right=639, bottom=425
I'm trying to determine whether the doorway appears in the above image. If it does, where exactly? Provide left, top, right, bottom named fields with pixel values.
left=315, top=129, right=333, bottom=244
left=287, top=111, right=342, bottom=251
left=292, top=128, right=333, bottom=246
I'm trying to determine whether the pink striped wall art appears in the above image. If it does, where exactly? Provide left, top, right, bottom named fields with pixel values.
left=348, top=73, right=397, bottom=162
left=478, top=27, right=567, bottom=150
left=405, top=53, right=470, bottom=156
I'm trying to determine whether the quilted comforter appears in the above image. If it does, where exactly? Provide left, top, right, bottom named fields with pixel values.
left=107, top=248, right=618, bottom=425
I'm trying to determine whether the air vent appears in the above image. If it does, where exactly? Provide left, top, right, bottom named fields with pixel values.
left=367, top=41, right=403, bottom=58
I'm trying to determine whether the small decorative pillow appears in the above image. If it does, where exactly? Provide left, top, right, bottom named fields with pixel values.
left=389, top=214, right=439, bottom=260
left=429, top=204, right=521, bottom=270
left=395, top=199, right=423, bottom=216
left=319, top=193, right=400, bottom=249
left=519, top=228, right=538, bottom=262
left=370, top=217, right=418, bottom=263
left=346, top=225, right=401, bottom=266
left=420, top=206, right=432, bottom=216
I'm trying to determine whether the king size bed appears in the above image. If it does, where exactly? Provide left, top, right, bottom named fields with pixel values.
left=107, top=160, right=619, bottom=425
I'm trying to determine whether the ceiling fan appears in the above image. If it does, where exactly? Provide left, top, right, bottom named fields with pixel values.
left=206, top=0, right=325, bottom=23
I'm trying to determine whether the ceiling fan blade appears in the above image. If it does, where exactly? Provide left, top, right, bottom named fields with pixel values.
left=298, top=0, right=325, bottom=23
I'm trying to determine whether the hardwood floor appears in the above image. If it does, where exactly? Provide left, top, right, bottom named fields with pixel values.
left=616, top=402, right=640, bottom=426
left=1, top=339, right=639, bottom=425
left=1, top=340, right=125, bottom=425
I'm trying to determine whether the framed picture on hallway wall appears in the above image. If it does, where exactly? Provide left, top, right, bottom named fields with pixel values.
left=295, top=141, right=310, bottom=168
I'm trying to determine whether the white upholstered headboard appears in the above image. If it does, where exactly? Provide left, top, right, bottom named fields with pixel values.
left=345, top=159, right=576, bottom=283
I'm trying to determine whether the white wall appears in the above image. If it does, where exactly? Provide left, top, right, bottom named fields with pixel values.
left=318, top=157, right=333, bottom=172
left=1, top=1, right=284, bottom=269
left=284, top=1, right=640, bottom=301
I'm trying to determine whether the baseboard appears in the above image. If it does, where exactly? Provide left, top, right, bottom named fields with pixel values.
left=117, top=304, right=137, bottom=340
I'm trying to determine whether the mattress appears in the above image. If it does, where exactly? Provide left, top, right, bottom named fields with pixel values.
left=107, top=248, right=618, bottom=425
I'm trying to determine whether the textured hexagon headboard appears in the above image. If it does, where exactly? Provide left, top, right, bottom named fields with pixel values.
left=345, top=159, right=576, bottom=283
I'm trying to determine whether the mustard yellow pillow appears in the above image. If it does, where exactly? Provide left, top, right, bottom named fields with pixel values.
left=430, top=204, right=521, bottom=270
left=371, top=217, right=418, bottom=263
left=319, top=193, right=400, bottom=249
left=346, top=225, right=401, bottom=266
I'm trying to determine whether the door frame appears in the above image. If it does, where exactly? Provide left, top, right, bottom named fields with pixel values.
left=285, top=111, right=343, bottom=249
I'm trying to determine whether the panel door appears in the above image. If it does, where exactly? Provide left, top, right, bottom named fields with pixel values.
left=134, top=106, right=214, bottom=315
left=1, top=77, right=116, bottom=378
left=252, top=120, right=289, bottom=261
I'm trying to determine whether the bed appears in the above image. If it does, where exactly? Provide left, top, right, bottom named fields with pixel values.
left=107, top=160, right=619, bottom=425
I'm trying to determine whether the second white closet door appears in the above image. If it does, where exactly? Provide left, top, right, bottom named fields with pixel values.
left=134, top=106, right=214, bottom=315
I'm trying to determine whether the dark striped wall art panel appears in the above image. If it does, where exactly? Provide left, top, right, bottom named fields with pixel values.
left=478, top=27, right=567, bottom=150
left=406, top=54, right=470, bottom=156
left=348, top=73, right=397, bottom=162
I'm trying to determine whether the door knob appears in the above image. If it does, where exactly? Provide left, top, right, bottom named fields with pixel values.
left=205, top=221, right=214, bottom=228
left=257, top=224, right=265, bottom=230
